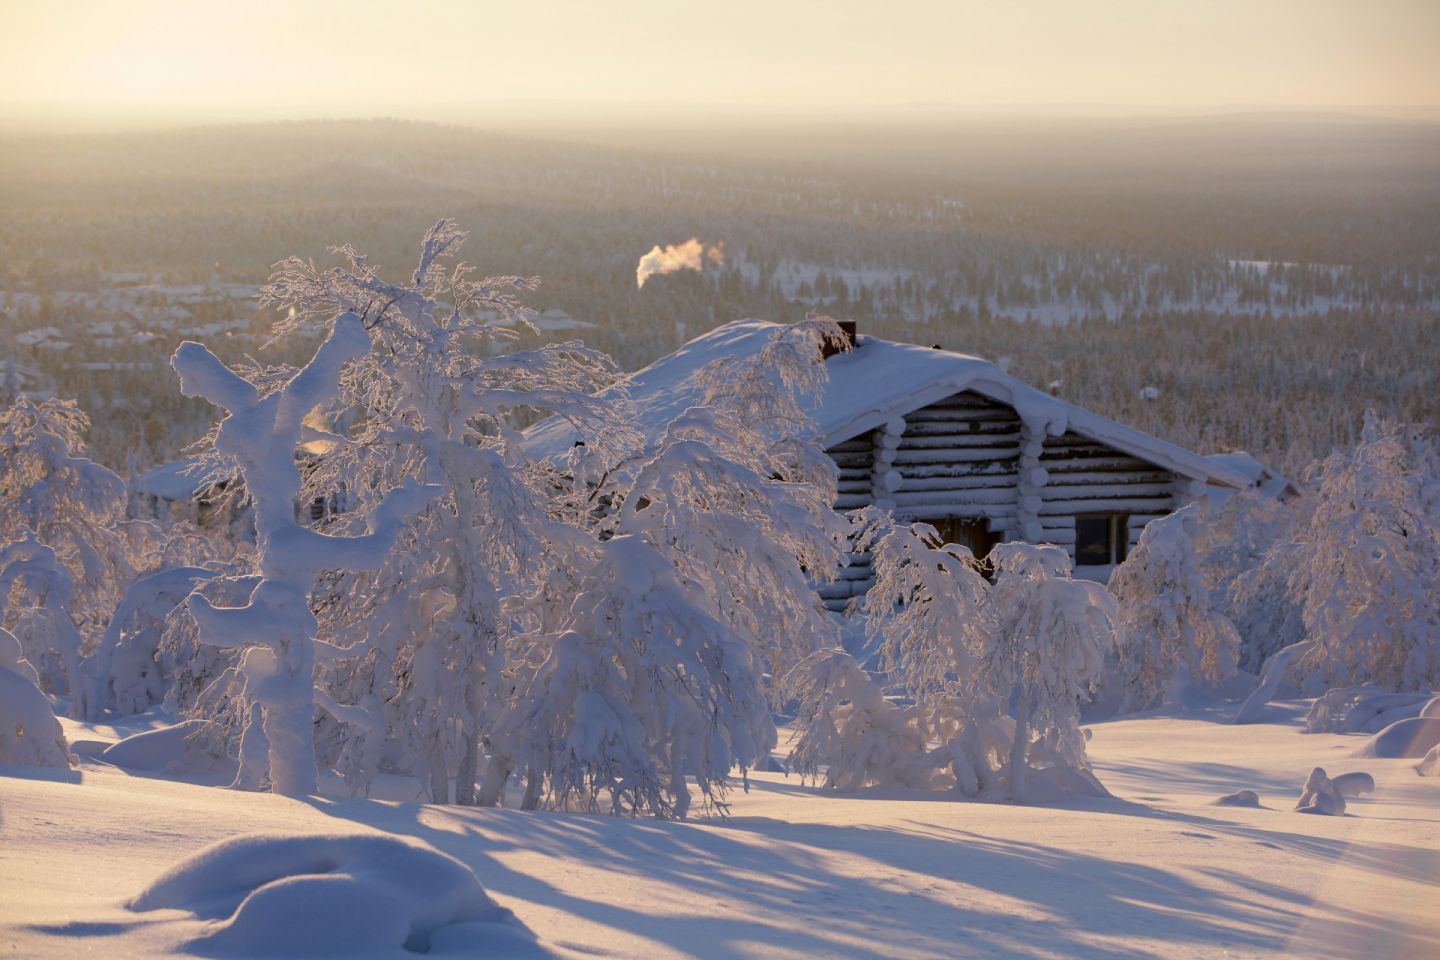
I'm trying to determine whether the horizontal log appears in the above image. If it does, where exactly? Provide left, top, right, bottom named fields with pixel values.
left=893, top=491, right=1018, bottom=510
left=1037, top=497, right=1174, bottom=514
left=1042, top=482, right=1179, bottom=499
left=899, top=432, right=1022, bottom=450
left=892, top=447, right=1019, bottom=465
left=891, top=473, right=1019, bottom=492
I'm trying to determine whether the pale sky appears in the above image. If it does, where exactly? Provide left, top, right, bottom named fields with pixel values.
left=2, top=0, right=1437, bottom=124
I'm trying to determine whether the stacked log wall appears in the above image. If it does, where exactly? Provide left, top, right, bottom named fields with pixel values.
left=1037, top=431, right=1183, bottom=561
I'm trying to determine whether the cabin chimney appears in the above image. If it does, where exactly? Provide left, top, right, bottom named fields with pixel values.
left=822, top=320, right=858, bottom=359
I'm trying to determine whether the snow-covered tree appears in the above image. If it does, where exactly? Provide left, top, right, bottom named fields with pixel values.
left=0, top=396, right=150, bottom=646
left=0, top=533, right=89, bottom=716
left=1110, top=503, right=1241, bottom=710
left=172, top=313, right=438, bottom=796
left=262, top=219, right=631, bottom=802
left=1196, top=488, right=1306, bottom=673
left=983, top=542, right=1117, bottom=802
left=787, top=648, right=938, bottom=792
left=1287, top=415, right=1440, bottom=693
left=483, top=319, right=847, bottom=816
left=791, top=514, right=1108, bottom=802
left=855, top=509, right=991, bottom=741
left=482, top=534, right=773, bottom=817
left=83, top=565, right=219, bottom=718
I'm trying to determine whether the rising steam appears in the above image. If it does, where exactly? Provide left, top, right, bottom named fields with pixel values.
left=636, top=238, right=724, bottom=289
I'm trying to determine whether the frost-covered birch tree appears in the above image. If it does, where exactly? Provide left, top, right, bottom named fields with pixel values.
left=260, top=219, right=631, bottom=802
left=172, top=314, right=438, bottom=796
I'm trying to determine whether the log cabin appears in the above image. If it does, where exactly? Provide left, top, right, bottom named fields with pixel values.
left=526, top=319, right=1277, bottom=609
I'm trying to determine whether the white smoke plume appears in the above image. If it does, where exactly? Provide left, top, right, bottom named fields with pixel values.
left=636, top=238, right=724, bottom=289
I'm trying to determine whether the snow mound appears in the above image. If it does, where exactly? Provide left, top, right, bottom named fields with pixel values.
left=100, top=719, right=231, bottom=776
left=1420, top=696, right=1440, bottom=719
left=127, top=833, right=540, bottom=957
left=0, top=662, right=71, bottom=769
left=1295, top=767, right=1347, bottom=816
left=1213, top=789, right=1261, bottom=807
left=1419, top=744, right=1440, bottom=777
left=1356, top=717, right=1440, bottom=759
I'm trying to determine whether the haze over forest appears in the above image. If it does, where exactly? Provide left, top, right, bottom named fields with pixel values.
left=3, top=111, right=1437, bottom=478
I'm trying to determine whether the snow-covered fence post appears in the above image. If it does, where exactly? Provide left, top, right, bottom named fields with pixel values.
left=172, top=313, right=438, bottom=796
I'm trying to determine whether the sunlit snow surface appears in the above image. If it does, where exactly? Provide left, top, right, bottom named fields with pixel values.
left=2, top=702, right=1437, bottom=959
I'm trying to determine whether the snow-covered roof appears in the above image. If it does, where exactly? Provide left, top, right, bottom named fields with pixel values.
left=1205, top=452, right=1298, bottom=500
left=524, top=319, right=1255, bottom=490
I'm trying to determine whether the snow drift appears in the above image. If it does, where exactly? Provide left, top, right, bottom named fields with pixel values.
left=127, top=833, right=540, bottom=956
left=1356, top=716, right=1440, bottom=759
left=98, top=719, right=232, bottom=778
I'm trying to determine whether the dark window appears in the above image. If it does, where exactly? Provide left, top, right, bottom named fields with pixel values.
left=1075, top=514, right=1129, bottom=565
left=926, top=517, right=1002, bottom=561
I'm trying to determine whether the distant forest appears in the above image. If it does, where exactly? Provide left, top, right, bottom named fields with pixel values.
left=1, top=116, right=1437, bottom=477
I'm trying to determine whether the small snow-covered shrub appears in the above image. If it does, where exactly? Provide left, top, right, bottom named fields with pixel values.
left=127, top=833, right=533, bottom=956
left=1196, top=488, right=1307, bottom=674
left=1110, top=504, right=1241, bottom=711
left=1232, top=641, right=1314, bottom=724
left=99, top=719, right=232, bottom=778
left=83, top=566, right=217, bottom=719
left=487, top=534, right=775, bottom=817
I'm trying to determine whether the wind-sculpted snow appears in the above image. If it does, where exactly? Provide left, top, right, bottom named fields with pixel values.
left=127, top=833, right=542, bottom=957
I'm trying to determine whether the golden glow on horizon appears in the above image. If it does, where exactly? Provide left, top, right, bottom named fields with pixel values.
left=2, top=0, right=1437, bottom=121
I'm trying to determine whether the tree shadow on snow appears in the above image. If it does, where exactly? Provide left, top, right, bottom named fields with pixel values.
left=0, top=761, right=83, bottom=785
left=296, top=791, right=1440, bottom=960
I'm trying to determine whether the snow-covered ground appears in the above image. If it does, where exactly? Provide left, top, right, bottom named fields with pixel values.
left=2, top=703, right=1435, bottom=959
